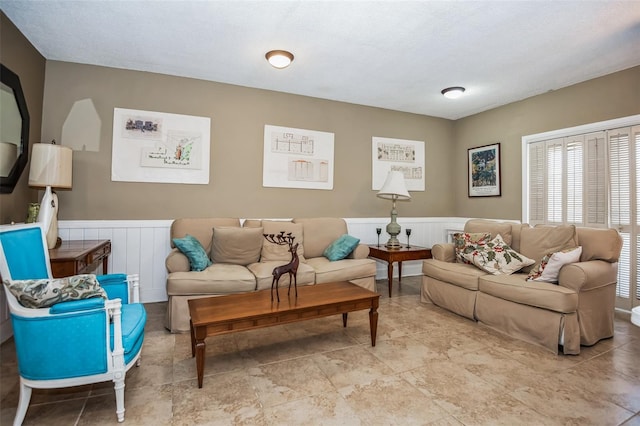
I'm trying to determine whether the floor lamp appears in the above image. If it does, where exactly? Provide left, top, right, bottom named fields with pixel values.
left=28, top=142, right=73, bottom=249
left=377, top=171, right=411, bottom=248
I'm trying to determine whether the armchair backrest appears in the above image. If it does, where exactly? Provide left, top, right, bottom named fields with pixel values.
left=0, top=223, right=52, bottom=281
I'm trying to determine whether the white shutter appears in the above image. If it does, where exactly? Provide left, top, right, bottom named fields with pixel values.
left=528, top=142, right=545, bottom=224
left=546, top=139, right=563, bottom=224
left=609, top=128, right=631, bottom=227
left=585, top=132, right=607, bottom=227
left=566, top=135, right=583, bottom=224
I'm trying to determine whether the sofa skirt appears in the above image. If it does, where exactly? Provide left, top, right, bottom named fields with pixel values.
left=475, top=292, right=581, bottom=355
left=421, top=276, right=477, bottom=320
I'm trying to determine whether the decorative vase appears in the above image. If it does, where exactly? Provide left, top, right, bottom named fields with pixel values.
left=26, top=203, right=40, bottom=223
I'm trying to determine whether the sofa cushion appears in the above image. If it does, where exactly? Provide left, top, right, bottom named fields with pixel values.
left=465, top=235, right=535, bottom=275
left=166, top=264, right=257, bottom=295
left=453, top=232, right=492, bottom=264
left=172, top=234, right=212, bottom=272
left=247, top=261, right=316, bottom=291
left=211, top=227, right=263, bottom=266
left=261, top=221, right=305, bottom=262
left=527, top=246, right=582, bottom=283
left=519, top=225, right=578, bottom=273
left=293, top=218, right=348, bottom=258
left=4, top=274, right=107, bottom=309
left=479, top=274, right=578, bottom=314
left=305, top=257, right=376, bottom=284
left=576, top=227, right=623, bottom=262
left=170, top=218, right=240, bottom=251
left=464, top=219, right=514, bottom=246
left=323, top=234, right=360, bottom=261
left=422, top=259, right=486, bottom=291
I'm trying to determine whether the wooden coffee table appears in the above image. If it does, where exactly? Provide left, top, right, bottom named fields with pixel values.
left=188, top=281, right=380, bottom=388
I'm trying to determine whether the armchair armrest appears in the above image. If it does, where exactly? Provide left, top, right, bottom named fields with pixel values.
left=50, top=297, right=105, bottom=314
left=432, top=243, right=456, bottom=262
left=98, top=273, right=140, bottom=304
left=166, top=248, right=190, bottom=273
left=348, top=244, right=370, bottom=259
left=558, top=260, right=618, bottom=292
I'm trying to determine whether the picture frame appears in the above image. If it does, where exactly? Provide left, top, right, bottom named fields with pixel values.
left=468, top=143, right=501, bottom=197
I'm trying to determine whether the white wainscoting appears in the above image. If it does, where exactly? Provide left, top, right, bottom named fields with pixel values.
left=0, top=217, right=469, bottom=343
left=58, top=217, right=468, bottom=302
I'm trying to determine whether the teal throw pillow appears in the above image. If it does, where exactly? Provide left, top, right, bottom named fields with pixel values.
left=173, top=234, right=212, bottom=271
left=323, top=234, right=360, bottom=261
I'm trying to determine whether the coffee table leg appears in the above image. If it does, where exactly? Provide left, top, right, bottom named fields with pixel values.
left=342, top=312, right=348, bottom=327
left=190, top=319, right=195, bottom=357
left=369, top=304, right=378, bottom=346
left=194, top=329, right=206, bottom=388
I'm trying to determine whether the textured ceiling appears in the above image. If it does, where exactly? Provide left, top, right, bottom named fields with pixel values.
left=2, top=1, right=640, bottom=119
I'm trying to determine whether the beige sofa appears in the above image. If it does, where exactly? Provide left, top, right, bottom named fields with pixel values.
left=165, top=217, right=376, bottom=332
left=422, top=219, right=622, bottom=354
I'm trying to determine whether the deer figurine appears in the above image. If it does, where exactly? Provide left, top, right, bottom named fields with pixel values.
left=264, top=232, right=299, bottom=302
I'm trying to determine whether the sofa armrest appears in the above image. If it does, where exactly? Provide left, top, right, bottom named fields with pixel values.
left=348, top=244, right=370, bottom=259
left=432, top=243, right=456, bottom=262
left=166, top=248, right=190, bottom=273
left=558, top=260, right=618, bottom=292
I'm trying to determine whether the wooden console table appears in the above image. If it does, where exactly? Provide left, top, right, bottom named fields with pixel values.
left=368, top=244, right=432, bottom=297
left=49, top=239, right=111, bottom=278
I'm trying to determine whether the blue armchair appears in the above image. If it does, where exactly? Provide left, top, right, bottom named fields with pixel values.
left=0, top=223, right=146, bottom=425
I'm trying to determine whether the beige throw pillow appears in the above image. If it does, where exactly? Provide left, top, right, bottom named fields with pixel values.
left=519, top=225, right=578, bottom=273
left=261, top=221, right=305, bottom=262
left=211, top=227, right=264, bottom=266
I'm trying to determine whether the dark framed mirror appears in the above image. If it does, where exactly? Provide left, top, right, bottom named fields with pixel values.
left=0, top=63, right=30, bottom=194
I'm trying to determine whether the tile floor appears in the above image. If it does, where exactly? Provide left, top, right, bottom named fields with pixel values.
left=1, top=277, right=639, bottom=425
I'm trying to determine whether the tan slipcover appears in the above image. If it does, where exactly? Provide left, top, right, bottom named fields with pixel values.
left=165, top=217, right=376, bottom=332
left=421, top=219, right=622, bottom=354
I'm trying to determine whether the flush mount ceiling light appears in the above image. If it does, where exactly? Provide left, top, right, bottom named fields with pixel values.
left=441, top=86, right=466, bottom=99
left=265, top=50, right=294, bottom=69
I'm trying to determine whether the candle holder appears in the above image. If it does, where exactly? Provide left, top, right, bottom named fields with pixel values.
left=376, top=228, right=381, bottom=247
left=406, top=228, right=412, bottom=248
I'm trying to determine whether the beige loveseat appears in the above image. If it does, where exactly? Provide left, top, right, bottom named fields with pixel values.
left=422, top=219, right=622, bottom=354
left=165, top=217, right=376, bottom=332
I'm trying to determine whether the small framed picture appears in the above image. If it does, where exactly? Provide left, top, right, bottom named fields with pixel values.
left=468, top=143, right=501, bottom=197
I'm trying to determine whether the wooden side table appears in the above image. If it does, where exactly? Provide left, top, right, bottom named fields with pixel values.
left=368, top=244, right=432, bottom=297
left=49, top=239, right=111, bottom=278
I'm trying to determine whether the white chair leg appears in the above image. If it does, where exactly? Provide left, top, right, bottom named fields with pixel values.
left=13, top=379, right=32, bottom=426
left=114, top=377, right=126, bottom=422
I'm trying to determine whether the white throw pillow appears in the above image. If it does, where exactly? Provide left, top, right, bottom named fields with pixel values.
left=527, top=246, right=583, bottom=283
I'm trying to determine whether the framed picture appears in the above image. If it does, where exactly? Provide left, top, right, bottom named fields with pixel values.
left=371, top=137, right=425, bottom=191
left=468, top=143, right=501, bottom=197
left=263, top=124, right=334, bottom=190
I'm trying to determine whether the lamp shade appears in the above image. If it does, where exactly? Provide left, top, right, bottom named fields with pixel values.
left=28, top=143, right=72, bottom=188
left=377, top=171, right=410, bottom=200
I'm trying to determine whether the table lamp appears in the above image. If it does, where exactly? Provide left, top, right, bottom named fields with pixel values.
left=28, top=142, right=73, bottom=249
left=377, top=170, right=411, bottom=248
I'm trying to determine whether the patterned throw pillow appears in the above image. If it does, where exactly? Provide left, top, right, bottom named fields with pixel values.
left=527, top=246, right=583, bottom=283
left=453, top=232, right=492, bottom=264
left=323, top=234, right=360, bottom=261
left=173, top=234, right=212, bottom=271
left=4, top=274, right=107, bottom=309
left=466, top=234, right=535, bottom=275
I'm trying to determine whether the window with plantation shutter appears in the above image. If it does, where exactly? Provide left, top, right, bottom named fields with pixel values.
left=566, top=135, right=583, bottom=224
left=528, top=142, right=545, bottom=224
left=585, top=132, right=607, bottom=226
left=546, top=140, right=563, bottom=224
left=522, top=115, right=639, bottom=312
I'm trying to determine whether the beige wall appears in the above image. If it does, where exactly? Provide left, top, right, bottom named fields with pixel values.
left=0, top=13, right=46, bottom=224
left=454, top=66, right=640, bottom=220
left=42, top=61, right=455, bottom=220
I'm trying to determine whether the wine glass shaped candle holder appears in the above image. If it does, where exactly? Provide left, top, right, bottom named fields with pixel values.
left=406, top=228, right=412, bottom=248
left=376, top=228, right=382, bottom=247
